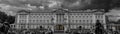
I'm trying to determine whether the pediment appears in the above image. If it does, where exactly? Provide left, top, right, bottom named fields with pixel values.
left=53, top=9, right=69, bottom=13
left=93, top=9, right=105, bottom=13
left=17, top=10, right=30, bottom=14
left=94, top=11, right=104, bottom=13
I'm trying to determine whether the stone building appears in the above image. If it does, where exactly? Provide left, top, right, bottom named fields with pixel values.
left=10, top=9, right=106, bottom=32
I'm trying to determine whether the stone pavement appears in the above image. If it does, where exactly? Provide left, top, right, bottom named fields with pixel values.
left=53, top=33, right=67, bottom=34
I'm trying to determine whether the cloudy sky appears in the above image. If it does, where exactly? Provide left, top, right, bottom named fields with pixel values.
left=0, top=0, right=119, bottom=16
left=0, top=0, right=89, bottom=15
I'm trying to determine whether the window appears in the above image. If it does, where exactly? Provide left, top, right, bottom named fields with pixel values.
left=47, top=16, right=50, bottom=18
left=40, top=20, right=42, bottom=22
left=87, top=20, right=89, bottom=22
left=39, top=16, right=42, bottom=18
left=29, top=20, right=31, bottom=22
left=98, top=16, right=100, bottom=18
left=19, top=25, right=21, bottom=28
left=19, top=20, right=21, bottom=23
left=36, top=16, right=39, bottom=18
left=69, top=14, right=72, bottom=15
left=43, top=20, right=45, bottom=23
left=86, top=16, right=88, bottom=18
left=83, top=16, right=85, bottom=18
left=37, top=20, right=40, bottom=23
left=30, top=20, right=34, bottom=23
left=68, top=20, right=70, bottom=22
left=27, top=26, right=30, bottom=29
left=47, top=20, right=49, bottom=22
left=79, top=20, right=81, bottom=22
left=44, top=16, right=46, bottom=18
left=83, top=20, right=85, bottom=22
left=76, top=16, right=78, bottom=18
left=77, top=13, right=79, bottom=15
left=41, top=20, right=43, bottom=23
left=10, top=25, right=13, bottom=27
left=19, top=15, right=27, bottom=18
left=81, top=14, right=83, bottom=15
left=85, top=14, right=87, bottom=15
left=32, top=15, right=36, bottom=18
left=88, top=14, right=90, bottom=15
left=79, top=16, right=81, bottom=18
left=91, top=20, right=92, bottom=23
left=11, top=25, right=15, bottom=28
left=72, top=20, right=74, bottom=23
left=101, top=20, right=103, bottom=23
left=33, top=20, right=35, bottom=22
left=76, top=20, right=78, bottom=23
left=21, top=25, right=24, bottom=29
left=96, top=16, right=98, bottom=18
left=101, top=15, right=103, bottom=18
left=72, top=16, right=74, bottom=18
left=36, top=20, right=39, bottom=23
left=90, top=16, right=92, bottom=18
left=19, top=20, right=26, bottom=23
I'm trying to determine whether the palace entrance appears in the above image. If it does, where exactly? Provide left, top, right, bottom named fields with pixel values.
left=55, top=24, right=64, bottom=30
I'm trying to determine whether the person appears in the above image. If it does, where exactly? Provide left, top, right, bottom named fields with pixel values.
left=87, top=32, right=90, bottom=34
left=114, top=31, right=119, bottom=34
left=0, top=23, right=4, bottom=32
left=73, top=30, right=79, bottom=34
left=0, top=23, right=10, bottom=34
left=4, top=23, right=10, bottom=34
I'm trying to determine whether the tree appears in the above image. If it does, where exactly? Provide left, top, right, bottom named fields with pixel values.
left=6, top=16, right=15, bottom=24
left=0, top=11, right=8, bottom=23
left=92, top=0, right=120, bottom=12
left=0, top=11, right=15, bottom=34
left=0, top=11, right=8, bottom=33
left=63, top=0, right=120, bottom=12
left=0, top=11, right=15, bottom=24
left=39, top=26, right=43, bottom=30
left=111, top=0, right=120, bottom=8
left=117, top=19, right=120, bottom=23
left=115, top=19, right=120, bottom=30
left=95, top=20, right=104, bottom=34
left=78, top=26, right=82, bottom=30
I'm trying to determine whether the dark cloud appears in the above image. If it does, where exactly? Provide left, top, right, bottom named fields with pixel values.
left=0, top=0, right=118, bottom=12
left=62, top=0, right=110, bottom=9
left=0, top=0, right=92, bottom=8
left=62, top=0, right=92, bottom=9
left=1, top=0, right=119, bottom=10
left=0, top=0, right=24, bottom=6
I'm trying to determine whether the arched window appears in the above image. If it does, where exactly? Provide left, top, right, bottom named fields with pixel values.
left=39, top=26, right=43, bottom=28
left=78, top=26, right=82, bottom=30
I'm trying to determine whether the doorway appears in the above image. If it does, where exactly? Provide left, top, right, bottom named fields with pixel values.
left=55, top=24, right=64, bottom=30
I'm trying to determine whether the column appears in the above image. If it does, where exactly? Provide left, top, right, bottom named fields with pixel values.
left=61, top=14, right=65, bottom=24
left=26, top=15, right=29, bottom=29
left=67, top=13, right=70, bottom=30
left=56, top=14, right=65, bottom=24
left=112, top=24, right=116, bottom=31
left=65, top=13, right=69, bottom=24
left=51, top=26, right=54, bottom=32
left=103, top=15, right=107, bottom=29
left=92, top=14, right=96, bottom=24
left=56, top=15, right=60, bottom=24
left=27, top=15, right=29, bottom=23
left=64, top=25, right=67, bottom=31
left=52, top=13, right=56, bottom=24
left=56, top=14, right=59, bottom=24
left=17, top=15, right=20, bottom=23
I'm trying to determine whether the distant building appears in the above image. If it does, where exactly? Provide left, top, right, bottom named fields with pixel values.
left=10, top=9, right=106, bottom=31
left=107, top=15, right=120, bottom=31
left=107, top=15, right=120, bottom=22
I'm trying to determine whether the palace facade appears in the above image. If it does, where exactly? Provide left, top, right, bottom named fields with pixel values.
left=10, top=9, right=106, bottom=31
